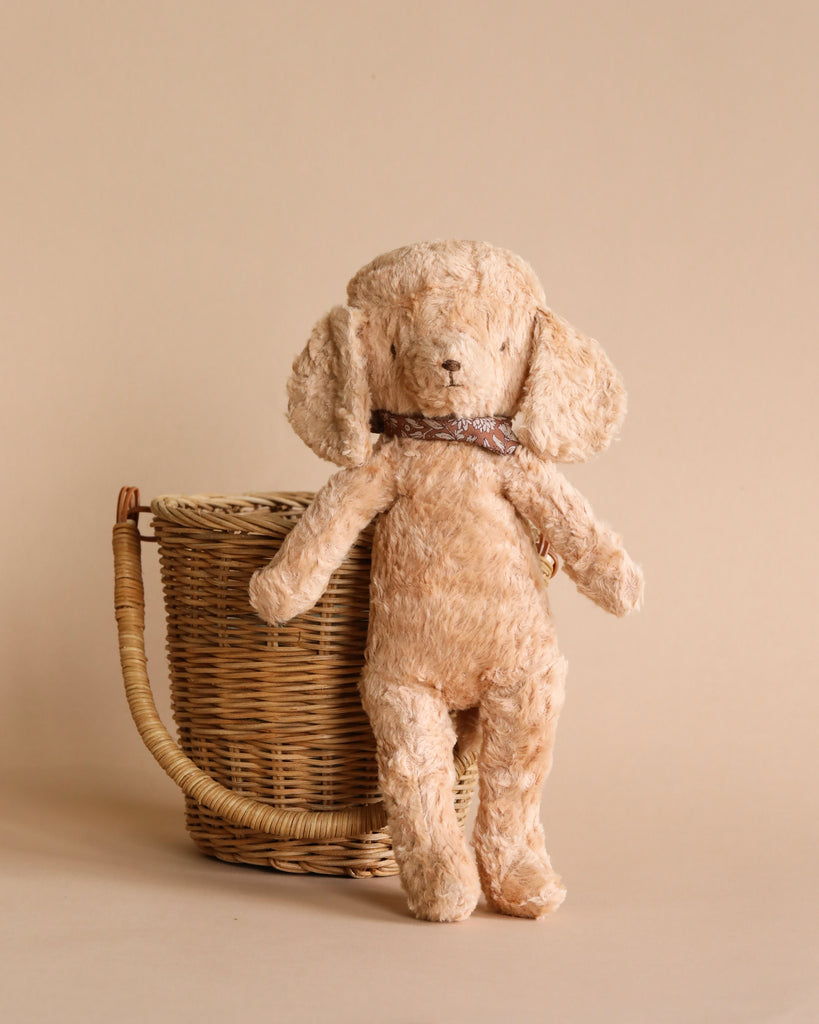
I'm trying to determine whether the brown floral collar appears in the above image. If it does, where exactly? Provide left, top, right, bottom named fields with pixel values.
left=370, top=410, right=519, bottom=455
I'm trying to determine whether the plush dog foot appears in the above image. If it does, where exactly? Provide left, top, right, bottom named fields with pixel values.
left=399, top=845, right=481, bottom=923
left=478, top=846, right=566, bottom=919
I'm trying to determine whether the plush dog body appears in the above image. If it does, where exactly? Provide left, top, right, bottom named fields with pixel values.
left=250, top=240, right=643, bottom=922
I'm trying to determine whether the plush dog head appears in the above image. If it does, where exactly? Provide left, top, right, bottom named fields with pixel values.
left=287, top=240, right=626, bottom=466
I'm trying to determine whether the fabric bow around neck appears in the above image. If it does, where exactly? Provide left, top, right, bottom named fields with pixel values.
left=370, top=411, right=520, bottom=455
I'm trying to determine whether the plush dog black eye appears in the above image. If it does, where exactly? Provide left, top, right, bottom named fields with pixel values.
left=390, top=344, right=397, bottom=359
left=500, top=340, right=508, bottom=353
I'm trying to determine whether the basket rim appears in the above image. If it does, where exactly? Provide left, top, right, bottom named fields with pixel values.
left=150, top=492, right=320, bottom=535
left=148, top=490, right=552, bottom=575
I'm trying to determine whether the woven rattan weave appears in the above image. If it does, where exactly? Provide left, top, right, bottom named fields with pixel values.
left=113, top=488, right=483, bottom=876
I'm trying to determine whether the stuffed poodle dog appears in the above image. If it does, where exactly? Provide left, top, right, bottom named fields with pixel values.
left=250, top=240, right=643, bottom=922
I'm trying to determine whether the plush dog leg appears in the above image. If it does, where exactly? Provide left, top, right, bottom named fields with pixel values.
left=473, top=656, right=568, bottom=919
left=360, top=673, right=481, bottom=922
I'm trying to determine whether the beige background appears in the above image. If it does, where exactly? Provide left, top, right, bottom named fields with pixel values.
left=2, top=2, right=817, bottom=1021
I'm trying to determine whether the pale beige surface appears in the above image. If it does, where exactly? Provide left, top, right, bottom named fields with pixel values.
left=1, top=2, right=817, bottom=1021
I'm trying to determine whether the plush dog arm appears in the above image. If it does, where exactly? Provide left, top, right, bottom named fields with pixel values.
left=504, top=449, right=644, bottom=616
left=249, top=449, right=396, bottom=624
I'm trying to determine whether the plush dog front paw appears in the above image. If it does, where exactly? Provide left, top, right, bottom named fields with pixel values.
left=612, top=553, right=644, bottom=616
left=583, top=547, right=644, bottom=617
left=248, top=566, right=300, bottom=625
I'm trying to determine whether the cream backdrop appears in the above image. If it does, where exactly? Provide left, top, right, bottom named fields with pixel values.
left=2, top=2, right=817, bottom=1022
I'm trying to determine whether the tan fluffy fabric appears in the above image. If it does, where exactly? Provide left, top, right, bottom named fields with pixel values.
left=250, top=240, right=644, bottom=922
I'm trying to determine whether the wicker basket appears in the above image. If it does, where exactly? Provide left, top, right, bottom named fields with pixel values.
left=112, top=486, right=486, bottom=876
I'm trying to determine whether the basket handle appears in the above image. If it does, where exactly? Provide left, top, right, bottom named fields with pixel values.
left=113, top=486, right=389, bottom=841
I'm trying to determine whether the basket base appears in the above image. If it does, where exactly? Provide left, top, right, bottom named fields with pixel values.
left=184, top=800, right=399, bottom=877
left=182, top=759, right=478, bottom=878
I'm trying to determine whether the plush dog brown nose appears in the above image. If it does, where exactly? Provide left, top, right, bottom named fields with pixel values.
left=442, top=359, right=461, bottom=372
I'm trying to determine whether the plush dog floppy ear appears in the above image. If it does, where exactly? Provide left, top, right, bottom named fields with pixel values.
left=287, top=305, right=373, bottom=467
left=514, top=308, right=626, bottom=463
